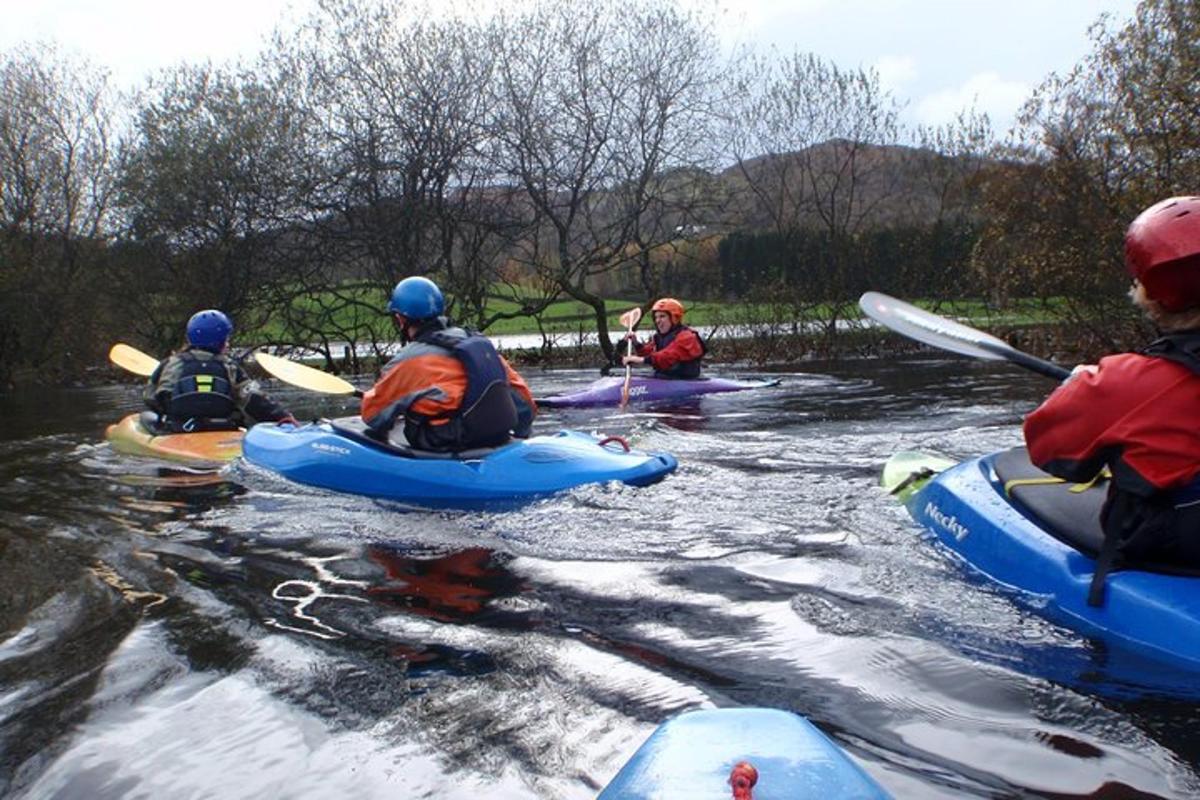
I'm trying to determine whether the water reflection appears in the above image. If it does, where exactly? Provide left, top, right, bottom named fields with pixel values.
left=367, top=546, right=526, bottom=623
left=2, top=359, right=1199, bottom=799
left=622, top=399, right=711, bottom=433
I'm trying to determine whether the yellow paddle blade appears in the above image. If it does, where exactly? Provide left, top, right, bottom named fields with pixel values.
left=254, top=351, right=359, bottom=395
left=109, top=343, right=160, bottom=377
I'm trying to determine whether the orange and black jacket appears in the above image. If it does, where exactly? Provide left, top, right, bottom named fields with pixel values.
left=1024, top=332, right=1200, bottom=567
left=634, top=324, right=706, bottom=379
left=361, top=320, right=536, bottom=450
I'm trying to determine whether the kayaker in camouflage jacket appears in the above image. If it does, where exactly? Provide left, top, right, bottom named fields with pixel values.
left=1024, top=196, right=1200, bottom=571
left=145, top=309, right=295, bottom=431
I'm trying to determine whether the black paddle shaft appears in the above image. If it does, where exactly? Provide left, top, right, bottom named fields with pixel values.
left=976, top=341, right=1071, bottom=381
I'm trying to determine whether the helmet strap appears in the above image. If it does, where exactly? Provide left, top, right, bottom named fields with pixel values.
left=393, top=314, right=412, bottom=345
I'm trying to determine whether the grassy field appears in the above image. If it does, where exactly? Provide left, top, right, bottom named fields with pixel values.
left=481, top=295, right=1066, bottom=333
left=245, top=285, right=734, bottom=338
left=246, top=285, right=1065, bottom=340
left=480, top=297, right=735, bottom=334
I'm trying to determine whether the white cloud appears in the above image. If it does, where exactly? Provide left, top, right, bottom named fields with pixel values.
left=0, top=0, right=299, bottom=87
left=873, top=55, right=918, bottom=94
left=914, top=70, right=1030, bottom=130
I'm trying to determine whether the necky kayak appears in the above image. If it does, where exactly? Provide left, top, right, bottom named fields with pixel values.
left=598, top=708, right=891, bottom=799
left=242, top=416, right=678, bottom=509
left=540, top=375, right=780, bottom=408
left=885, top=446, right=1200, bottom=670
left=105, top=412, right=243, bottom=466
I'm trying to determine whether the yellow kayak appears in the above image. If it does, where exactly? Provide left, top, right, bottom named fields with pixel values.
left=105, top=413, right=243, bottom=466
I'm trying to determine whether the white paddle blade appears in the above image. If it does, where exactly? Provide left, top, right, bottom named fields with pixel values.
left=620, top=307, right=642, bottom=330
left=109, top=343, right=160, bottom=376
left=254, top=352, right=358, bottom=395
left=858, top=292, right=1012, bottom=361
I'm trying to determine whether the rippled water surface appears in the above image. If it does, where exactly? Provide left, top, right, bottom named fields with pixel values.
left=2, top=356, right=1199, bottom=798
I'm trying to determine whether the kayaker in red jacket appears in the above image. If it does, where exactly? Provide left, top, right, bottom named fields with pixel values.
left=1024, top=196, right=1200, bottom=574
left=622, top=298, right=706, bottom=379
left=361, top=276, right=536, bottom=451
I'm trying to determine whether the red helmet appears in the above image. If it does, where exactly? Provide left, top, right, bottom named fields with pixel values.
left=651, top=297, right=685, bottom=324
left=1125, top=196, right=1200, bottom=311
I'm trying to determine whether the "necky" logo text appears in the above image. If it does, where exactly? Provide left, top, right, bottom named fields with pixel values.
left=925, top=501, right=969, bottom=541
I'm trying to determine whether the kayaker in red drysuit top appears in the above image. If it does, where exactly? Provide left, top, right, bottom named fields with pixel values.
left=361, top=276, right=536, bottom=451
left=1023, top=196, right=1200, bottom=584
left=622, top=297, right=706, bottom=379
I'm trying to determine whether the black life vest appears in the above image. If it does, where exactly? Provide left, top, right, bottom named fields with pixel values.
left=1085, top=329, right=1200, bottom=605
left=1141, top=330, right=1200, bottom=373
left=651, top=325, right=706, bottom=379
left=410, top=326, right=518, bottom=450
left=1138, top=330, right=1200, bottom=504
left=162, top=351, right=237, bottom=420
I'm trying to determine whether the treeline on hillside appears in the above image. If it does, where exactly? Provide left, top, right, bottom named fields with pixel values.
left=1, top=0, right=1196, bottom=388
left=718, top=222, right=979, bottom=300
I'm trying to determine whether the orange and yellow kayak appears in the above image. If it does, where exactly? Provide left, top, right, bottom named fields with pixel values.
left=105, top=413, right=243, bottom=466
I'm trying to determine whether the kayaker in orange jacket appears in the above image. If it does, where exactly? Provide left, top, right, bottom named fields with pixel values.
left=361, top=277, right=536, bottom=451
left=622, top=298, right=706, bottom=379
left=1024, top=196, right=1200, bottom=570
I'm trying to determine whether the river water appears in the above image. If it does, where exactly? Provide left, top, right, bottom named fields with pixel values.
left=1, top=355, right=1198, bottom=799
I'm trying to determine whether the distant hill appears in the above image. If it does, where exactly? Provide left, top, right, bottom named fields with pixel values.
left=711, top=138, right=989, bottom=232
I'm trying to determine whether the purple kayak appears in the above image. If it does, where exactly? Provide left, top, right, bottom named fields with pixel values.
left=539, top=375, right=780, bottom=408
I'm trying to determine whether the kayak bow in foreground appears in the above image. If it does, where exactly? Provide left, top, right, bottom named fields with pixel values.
left=598, top=708, right=891, bottom=799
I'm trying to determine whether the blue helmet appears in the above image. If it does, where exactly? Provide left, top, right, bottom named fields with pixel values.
left=186, top=309, right=233, bottom=349
left=387, top=276, right=444, bottom=319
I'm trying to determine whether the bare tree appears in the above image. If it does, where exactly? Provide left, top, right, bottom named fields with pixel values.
left=0, top=45, right=117, bottom=383
left=726, top=52, right=903, bottom=340
left=262, top=0, right=521, bottom=369
left=487, top=0, right=726, bottom=364
left=898, top=109, right=994, bottom=306
left=974, top=0, right=1200, bottom=354
left=112, top=63, right=305, bottom=353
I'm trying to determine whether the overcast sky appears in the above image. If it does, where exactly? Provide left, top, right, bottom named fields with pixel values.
left=1, top=0, right=1139, bottom=134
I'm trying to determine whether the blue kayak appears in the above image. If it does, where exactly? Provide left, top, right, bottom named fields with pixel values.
left=599, top=708, right=890, bottom=799
left=539, top=375, right=780, bottom=408
left=242, top=417, right=677, bottom=510
left=886, top=447, right=1200, bottom=671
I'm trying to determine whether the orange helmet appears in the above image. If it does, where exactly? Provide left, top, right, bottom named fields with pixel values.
left=650, top=297, right=685, bottom=324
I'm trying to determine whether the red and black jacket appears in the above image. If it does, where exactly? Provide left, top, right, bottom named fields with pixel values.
left=1024, top=331, right=1200, bottom=576
left=635, top=325, right=706, bottom=379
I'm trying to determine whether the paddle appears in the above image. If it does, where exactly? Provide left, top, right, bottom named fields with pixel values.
left=109, top=343, right=161, bottom=377
left=254, top=352, right=364, bottom=398
left=858, top=292, right=1071, bottom=381
left=880, top=450, right=958, bottom=500
left=618, top=307, right=643, bottom=409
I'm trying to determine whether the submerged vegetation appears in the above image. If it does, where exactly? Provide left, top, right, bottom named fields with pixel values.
left=1, top=0, right=1196, bottom=387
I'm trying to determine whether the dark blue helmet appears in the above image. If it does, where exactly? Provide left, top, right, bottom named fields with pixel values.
left=186, top=309, right=233, bottom=349
left=387, top=276, right=444, bottom=319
